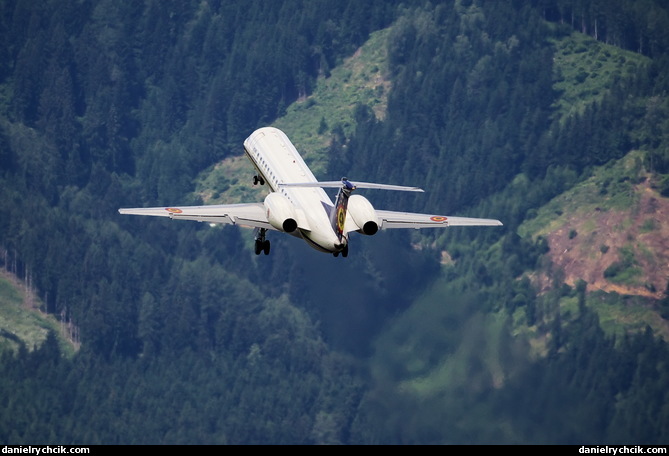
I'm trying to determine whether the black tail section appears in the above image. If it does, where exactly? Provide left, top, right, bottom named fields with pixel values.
left=330, top=178, right=356, bottom=242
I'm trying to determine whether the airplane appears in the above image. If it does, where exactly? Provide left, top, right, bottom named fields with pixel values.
left=119, top=127, right=502, bottom=257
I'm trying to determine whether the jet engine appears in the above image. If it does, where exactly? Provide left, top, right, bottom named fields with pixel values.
left=347, top=194, right=379, bottom=235
left=264, top=193, right=298, bottom=232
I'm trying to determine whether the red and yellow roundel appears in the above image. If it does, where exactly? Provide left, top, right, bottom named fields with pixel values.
left=337, top=207, right=346, bottom=233
left=430, top=216, right=447, bottom=222
left=165, top=207, right=183, bottom=214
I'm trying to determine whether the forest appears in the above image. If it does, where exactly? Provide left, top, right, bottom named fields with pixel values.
left=1, top=0, right=669, bottom=444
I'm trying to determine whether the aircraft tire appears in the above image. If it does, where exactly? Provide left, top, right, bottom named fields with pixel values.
left=263, top=240, right=271, bottom=255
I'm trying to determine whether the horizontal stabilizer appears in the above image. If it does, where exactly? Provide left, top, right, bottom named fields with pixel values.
left=280, top=179, right=424, bottom=192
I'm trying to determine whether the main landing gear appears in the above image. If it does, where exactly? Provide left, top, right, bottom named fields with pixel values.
left=253, top=175, right=265, bottom=186
left=254, top=228, right=270, bottom=255
left=333, top=243, right=349, bottom=258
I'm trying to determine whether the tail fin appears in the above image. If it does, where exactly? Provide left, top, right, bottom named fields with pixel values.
left=330, top=180, right=356, bottom=242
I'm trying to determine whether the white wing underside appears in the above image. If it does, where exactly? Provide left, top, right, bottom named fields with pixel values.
left=118, top=203, right=276, bottom=231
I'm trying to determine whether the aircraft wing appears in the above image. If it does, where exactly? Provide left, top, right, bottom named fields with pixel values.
left=374, top=210, right=503, bottom=229
left=118, top=203, right=275, bottom=230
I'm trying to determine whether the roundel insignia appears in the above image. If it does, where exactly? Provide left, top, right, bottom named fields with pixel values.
left=430, top=216, right=447, bottom=222
left=337, top=207, right=346, bottom=232
left=166, top=207, right=183, bottom=214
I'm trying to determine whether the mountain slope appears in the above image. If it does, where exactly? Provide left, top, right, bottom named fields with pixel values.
left=195, top=26, right=392, bottom=204
left=1, top=0, right=669, bottom=445
left=551, top=29, right=650, bottom=121
left=519, top=150, right=669, bottom=339
left=352, top=16, right=669, bottom=443
left=521, top=151, right=668, bottom=297
left=0, top=269, right=77, bottom=355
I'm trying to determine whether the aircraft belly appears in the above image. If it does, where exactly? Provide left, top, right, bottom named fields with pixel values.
left=300, top=205, right=345, bottom=253
left=301, top=229, right=341, bottom=253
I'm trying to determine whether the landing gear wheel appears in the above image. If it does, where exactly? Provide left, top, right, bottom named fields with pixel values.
left=253, top=176, right=259, bottom=185
left=333, top=243, right=349, bottom=258
left=254, top=228, right=270, bottom=255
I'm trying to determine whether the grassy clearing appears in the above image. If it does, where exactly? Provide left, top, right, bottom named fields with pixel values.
left=551, top=29, right=650, bottom=122
left=519, top=151, right=646, bottom=239
left=0, top=273, right=76, bottom=356
left=274, top=26, right=391, bottom=174
left=583, top=291, right=669, bottom=341
left=517, top=148, right=669, bottom=340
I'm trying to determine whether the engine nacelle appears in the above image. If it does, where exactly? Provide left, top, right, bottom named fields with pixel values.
left=264, top=193, right=298, bottom=232
left=348, top=194, right=379, bottom=235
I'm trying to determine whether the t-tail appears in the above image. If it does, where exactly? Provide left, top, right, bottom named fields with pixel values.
left=330, top=178, right=356, bottom=242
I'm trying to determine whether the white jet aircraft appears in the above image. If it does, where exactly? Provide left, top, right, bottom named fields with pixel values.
left=119, top=127, right=502, bottom=257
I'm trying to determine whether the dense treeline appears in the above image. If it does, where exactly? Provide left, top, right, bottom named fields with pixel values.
left=1, top=0, right=669, bottom=444
left=0, top=0, right=401, bottom=443
left=4, top=0, right=398, bottom=200
left=337, top=0, right=669, bottom=444
left=353, top=296, right=669, bottom=444
left=0, top=332, right=362, bottom=444
left=1, top=0, right=404, bottom=354
left=541, top=0, right=669, bottom=57
left=341, top=0, right=669, bottom=223
left=340, top=2, right=556, bottom=214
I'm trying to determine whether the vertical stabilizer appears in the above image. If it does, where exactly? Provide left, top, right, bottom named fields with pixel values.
left=330, top=178, right=355, bottom=242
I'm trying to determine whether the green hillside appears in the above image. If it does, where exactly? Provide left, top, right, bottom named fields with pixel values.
left=0, top=271, right=77, bottom=356
left=551, top=29, right=650, bottom=121
left=518, top=150, right=669, bottom=340
left=358, top=143, right=669, bottom=441
left=195, top=26, right=392, bottom=204
left=1, top=0, right=669, bottom=445
left=347, top=10, right=669, bottom=444
left=196, top=21, right=667, bottom=344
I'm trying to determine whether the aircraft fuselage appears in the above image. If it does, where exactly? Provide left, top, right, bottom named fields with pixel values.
left=243, top=127, right=345, bottom=254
